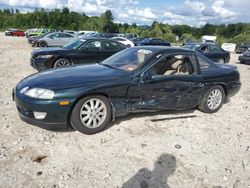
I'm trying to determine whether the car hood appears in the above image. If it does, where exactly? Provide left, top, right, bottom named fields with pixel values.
left=242, top=51, right=250, bottom=56
left=32, top=47, right=70, bottom=55
left=17, top=64, right=130, bottom=90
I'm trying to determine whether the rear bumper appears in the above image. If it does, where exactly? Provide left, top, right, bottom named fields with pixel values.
left=227, top=81, right=241, bottom=97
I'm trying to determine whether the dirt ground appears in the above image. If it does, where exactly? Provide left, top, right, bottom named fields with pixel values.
left=0, top=32, right=249, bottom=188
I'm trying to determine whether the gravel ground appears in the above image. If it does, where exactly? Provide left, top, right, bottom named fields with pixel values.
left=0, top=33, right=249, bottom=188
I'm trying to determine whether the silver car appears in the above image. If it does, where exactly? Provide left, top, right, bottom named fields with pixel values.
left=37, top=32, right=75, bottom=47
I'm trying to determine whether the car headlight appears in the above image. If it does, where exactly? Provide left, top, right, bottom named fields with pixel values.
left=24, top=88, right=55, bottom=99
left=36, top=54, right=54, bottom=58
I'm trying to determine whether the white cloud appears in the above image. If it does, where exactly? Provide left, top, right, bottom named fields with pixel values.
left=0, top=0, right=249, bottom=26
left=211, top=0, right=237, bottom=19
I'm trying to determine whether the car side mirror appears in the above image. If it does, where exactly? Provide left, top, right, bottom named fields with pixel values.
left=140, top=72, right=154, bottom=84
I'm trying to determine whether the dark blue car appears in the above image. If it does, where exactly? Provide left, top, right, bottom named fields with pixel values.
left=183, top=43, right=230, bottom=64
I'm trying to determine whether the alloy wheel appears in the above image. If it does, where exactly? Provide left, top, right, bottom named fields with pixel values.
left=207, top=89, right=223, bottom=110
left=79, top=98, right=107, bottom=128
left=54, top=59, right=72, bottom=67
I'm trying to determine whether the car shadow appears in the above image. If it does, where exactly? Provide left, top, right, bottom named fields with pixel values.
left=122, top=153, right=176, bottom=188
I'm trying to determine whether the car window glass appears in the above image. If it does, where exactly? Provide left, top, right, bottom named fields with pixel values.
left=148, top=54, right=195, bottom=76
left=200, top=45, right=209, bottom=52
left=60, top=33, right=73, bottom=38
left=209, top=45, right=221, bottom=52
left=102, top=48, right=153, bottom=72
left=104, top=41, right=120, bottom=50
left=197, top=54, right=214, bottom=69
left=84, top=41, right=101, bottom=49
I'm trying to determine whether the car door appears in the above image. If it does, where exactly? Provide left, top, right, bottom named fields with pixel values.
left=208, top=44, right=228, bottom=62
left=72, top=40, right=101, bottom=64
left=46, top=33, right=60, bottom=46
left=60, top=33, right=74, bottom=46
left=100, top=41, right=122, bottom=61
left=127, top=52, right=204, bottom=110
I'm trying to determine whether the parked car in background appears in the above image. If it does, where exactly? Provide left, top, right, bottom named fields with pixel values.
left=118, top=33, right=139, bottom=40
left=236, top=43, right=250, bottom=53
left=112, top=37, right=135, bottom=47
left=134, top=38, right=170, bottom=46
left=10, top=29, right=25, bottom=37
left=30, top=38, right=127, bottom=71
left=14, top=46, right=241, bottom=134
left=28, top=32, right=52, bottom=47
left=75, top=31, right=96, bottom=37
left=26, top=28, right=56, bottom=37
left=201, top=35, right=216, bottom=43
left=5, top=29, right=25, bottom=37
left=63, top=30, right=77, bottom=35
left=238, top=51, right=250, bottom=65
left=37, top=32, right=75, bottom=47
left=183, top=43, right=230, bottom=63
left=4, top=28, right=15, bottom=36
left=132, top=37, right=145, bottom=43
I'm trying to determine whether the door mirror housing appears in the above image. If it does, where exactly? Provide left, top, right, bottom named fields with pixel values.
left=140, top=72, right=154, bottom=83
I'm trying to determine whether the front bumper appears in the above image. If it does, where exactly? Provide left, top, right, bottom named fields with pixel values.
left=30, top=57, right=54, bottom=71
left=14, top=89, right=75, bottom=130
left=238, top=55, right=250, bottom=63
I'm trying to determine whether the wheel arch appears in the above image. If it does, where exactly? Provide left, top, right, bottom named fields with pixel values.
left=218, top=83, right=229, bottom=101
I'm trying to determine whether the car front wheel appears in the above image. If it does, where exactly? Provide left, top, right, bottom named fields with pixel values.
left=199, top=85, right=225, bottom=113
left=53, top=58, right=73, bottom=68
left=70, top=95, right=112, bottom=134
left=39, top=41, right=48, bottom=47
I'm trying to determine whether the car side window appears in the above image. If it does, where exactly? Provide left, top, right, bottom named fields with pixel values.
left=200, top=45, right=209, bottom=52
left=209, top=45, right=221, bottom=52
left=84, top=41, right=101, bottom=50
left=197, top=54, right=214, bottom=70
left=103, top=41, right=120, bottom=50
left=148, top=54, right=195, bottom=76
left=49, top=33, right=58, bottom=39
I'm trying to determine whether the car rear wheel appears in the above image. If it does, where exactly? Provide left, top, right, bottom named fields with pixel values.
left=217, top=58, right=225, bottom=64
left=39, top=41, right=48, bottom=47
left=53, top=58, right=73, bottom=68
left=199, top=85, right=225, bottom=113
left=70, top=95, right=112, bottom=134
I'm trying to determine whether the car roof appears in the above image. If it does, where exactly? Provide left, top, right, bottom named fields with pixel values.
left=79, top=37, right=118, bottom=41
left=132, top=46, right=195, bottom=53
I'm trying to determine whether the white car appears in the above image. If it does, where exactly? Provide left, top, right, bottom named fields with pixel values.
left=112, top=37, right=135, bottom=47
left=37, top=32, right=75, bottom=47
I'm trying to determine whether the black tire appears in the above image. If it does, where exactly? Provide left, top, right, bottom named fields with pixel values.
left=70, top=95, right=112, bottom=134
left=217, top=58, right=225, bottom=64
left=39, top=41, right=48, bottom=47
left=53, top=58, right=73, bottom=68
left=198, top=85, right=225, bottom=113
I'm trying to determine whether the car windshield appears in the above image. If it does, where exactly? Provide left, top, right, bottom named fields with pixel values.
left=102, top=48, right=153, bottom=72
left=63, top=39, right=86, bottom=49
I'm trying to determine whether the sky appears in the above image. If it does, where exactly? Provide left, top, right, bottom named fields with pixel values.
left=0, top=0, right=249, bottom=27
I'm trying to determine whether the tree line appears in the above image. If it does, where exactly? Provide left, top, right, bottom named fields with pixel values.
left=0, top=8, right=250, bottom=44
